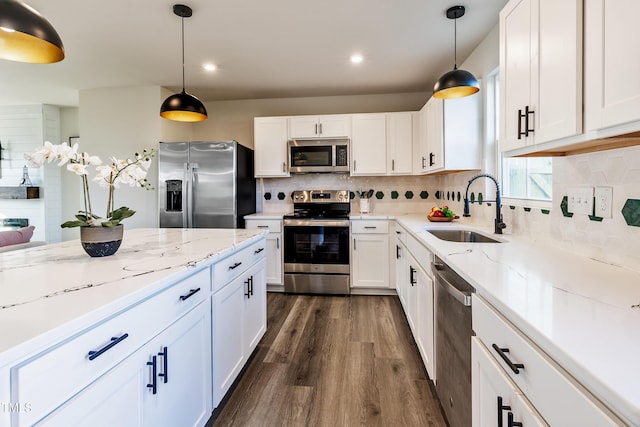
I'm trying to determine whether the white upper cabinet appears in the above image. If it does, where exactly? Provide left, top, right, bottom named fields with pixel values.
left=499, top=0, right=582, bottom=153
left=418, top=94, right=482, bottom=174
left=288, top=114, right=351, bottom=138
left=585, top=0, right=640, bottom=132
left=254, top=117, right=289, bottom=178
left=351, top=113, right=387, bottom=175
left=386, top=112, right=414, bottom=175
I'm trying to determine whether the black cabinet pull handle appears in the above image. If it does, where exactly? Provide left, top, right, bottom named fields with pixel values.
left=525, top=105, right=535, bottom=137
left=492, top=344, right=525, bottom=374
left=254, top=247, right=265, bottom=254
left=147, top=355, right=157, bottom=394
left=257, top=225, right=269, bottom=228
left=249, top=275, right=254, bottom=296
left=179, top=288, right=201, bottom=301
left=409, top=266, right=416, bottom=286
left=497, top=396, right=511, bottom=427
left=396, top=245, right=401, bottom=259
left=429, top=152, right=435, bottom=166
left=88, top=333, right=128, bottom=361
left=517, top=109, right=525, bottom=140
left=364, top=226, right=377, bottom=229
left=245, top=277, right=251, bottom=298
left=158, top=346, right=168, bottom=384
left=508, top=411, right=523, bottom=427
left=228, top=261, right=242, bottom=270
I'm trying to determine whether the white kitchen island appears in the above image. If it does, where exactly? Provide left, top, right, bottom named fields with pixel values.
left=0, top=228, right=268, bottom=427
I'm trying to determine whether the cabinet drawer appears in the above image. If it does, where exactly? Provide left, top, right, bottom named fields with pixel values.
left=11, top=267, right=209, bottom=425
left=406, top=235, right=433, bottom=274
left=394, top=223, right=408, bottom=244
left=213, top=240, right=266, bottom=292
left=351, top=220, right=389, bottom=234
left=246, top=219, right=282, bottom=233
left=473, top=295, right=623, bottom=426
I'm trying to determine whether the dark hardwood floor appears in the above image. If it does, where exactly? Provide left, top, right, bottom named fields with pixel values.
left=207, top=293, right=447, bottom=427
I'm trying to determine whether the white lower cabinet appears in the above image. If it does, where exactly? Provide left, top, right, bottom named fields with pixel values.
left=212, top=259, right=266, bottom=407
left=41, top=301, right=212, bottom=427
left=415, top=264, right=435, bottom=380
left=472, top=337, right=546, bottom=427
left=351, top=220, right=390, bottom=289
left=245, top=219, right=283, bottom=287
left=393, top=222, right=436, bottom=380
left=473, top=295, right=624, bottom=426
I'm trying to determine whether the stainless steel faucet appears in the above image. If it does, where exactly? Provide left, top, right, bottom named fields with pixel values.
left=463, top=173, right=506, bottom=234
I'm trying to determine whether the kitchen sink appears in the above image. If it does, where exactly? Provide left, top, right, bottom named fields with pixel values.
left=426, top=229, right=503, bottom=243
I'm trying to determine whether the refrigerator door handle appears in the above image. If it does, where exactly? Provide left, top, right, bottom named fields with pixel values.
left=184, top=162, right=191, bottom=228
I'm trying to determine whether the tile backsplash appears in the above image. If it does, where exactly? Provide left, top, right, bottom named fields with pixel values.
left=258, top=174, right=439, bottom=216
left=259, top=144, right=640, bottom=272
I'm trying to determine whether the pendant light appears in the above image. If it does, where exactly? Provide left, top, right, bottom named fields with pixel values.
left=0, top=0, right=64, bottom=63
left=433, top=6, right=479, bottom=99
left=160, top=4, right=208, bottom=122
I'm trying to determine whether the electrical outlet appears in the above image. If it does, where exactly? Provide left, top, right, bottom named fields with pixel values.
left=567, top=187, right=594, bottom=215
left=594, top=187, right=613, bottom=218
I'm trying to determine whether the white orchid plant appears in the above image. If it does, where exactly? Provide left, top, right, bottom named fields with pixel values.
left=25, top=141, right=155, bottom=228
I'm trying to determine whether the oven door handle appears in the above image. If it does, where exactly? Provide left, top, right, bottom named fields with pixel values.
left=283, top=219, right=350, bottom=227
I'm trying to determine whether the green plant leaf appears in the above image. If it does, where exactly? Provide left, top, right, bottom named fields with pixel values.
left=109, top=206, right=136, bottom=222
left=61, top=220, right=89, bottom=228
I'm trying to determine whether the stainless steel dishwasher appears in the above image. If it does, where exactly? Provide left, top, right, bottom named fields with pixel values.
left=432, top=256, right=474, bottom=427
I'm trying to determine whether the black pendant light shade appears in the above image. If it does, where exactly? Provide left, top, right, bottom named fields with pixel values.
left=160, top=89, right=207, bottom=122
left=160, top=4, right=207, bottom=122
left=433, top=6, right=479, bottom=99
left=0, top=0, right=64, bottom=63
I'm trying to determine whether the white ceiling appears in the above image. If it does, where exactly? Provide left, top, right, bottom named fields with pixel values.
left=0, top=0, right=508, bottom=107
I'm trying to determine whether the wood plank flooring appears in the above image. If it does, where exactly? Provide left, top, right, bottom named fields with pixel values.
left=207, top=293, right=447, bottom=427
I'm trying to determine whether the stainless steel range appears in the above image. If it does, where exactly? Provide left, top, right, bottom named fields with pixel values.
left=283, top=190, right=350, bottom=295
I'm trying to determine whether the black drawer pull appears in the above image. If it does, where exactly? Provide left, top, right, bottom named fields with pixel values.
left=497, top=396, right=511, bottom=427
left=492, top=344, right=525, bottom=374
left=364, top=226, right=377, bottom=229
left=254, top=247, right=265, bottom=254
left=396, top=245, right=401, bottom=259
left=257, top=225, right=269, bottom=228
left=228, top=261, right=242, bottom=270
left=508, top=411, right=523, bottom=427
left=158, top=346, right=168, bottom=384
left=244, top=277, right=251, bottom=298
left=88, top=333, right=129, bottom=361
left=147, top=355, right=157, bottom=394
left=179, top=287, right=201, bottom=301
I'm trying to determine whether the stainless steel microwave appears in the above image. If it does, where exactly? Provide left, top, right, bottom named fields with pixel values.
left=288, top=139, right=350, bottom=173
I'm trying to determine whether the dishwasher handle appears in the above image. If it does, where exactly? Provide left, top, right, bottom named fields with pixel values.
left=432, top=262, right=472, bottom=307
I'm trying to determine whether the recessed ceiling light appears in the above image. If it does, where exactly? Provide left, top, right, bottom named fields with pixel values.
left=350, top=54, right=363, bottom=64
left=203, top=63, right=217, bottom=71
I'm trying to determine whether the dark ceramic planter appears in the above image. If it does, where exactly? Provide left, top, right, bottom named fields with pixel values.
left=80, top=224, right=123, bottom=257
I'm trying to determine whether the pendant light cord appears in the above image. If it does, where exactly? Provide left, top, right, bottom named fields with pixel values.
left=181, top=15, right=186, bottom=91
left=453, top=16, right=458, bottom=70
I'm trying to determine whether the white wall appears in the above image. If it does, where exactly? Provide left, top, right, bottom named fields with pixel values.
left=79, top=86, right=162, bottom=231
left=191, top=92, right=429, bottom=148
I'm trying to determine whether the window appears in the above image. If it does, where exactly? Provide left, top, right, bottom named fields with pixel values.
left=489, top=71, right=552, bottom=204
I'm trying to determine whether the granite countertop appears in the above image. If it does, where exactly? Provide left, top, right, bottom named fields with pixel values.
left=0, top=228, right=266, bottom=363
left=395, top=214, right=640, bottom=425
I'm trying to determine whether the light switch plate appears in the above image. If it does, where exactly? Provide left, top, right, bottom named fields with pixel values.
left=594, top=187, right=613, bottom=218
left=568, top=187, right=594, bottom=215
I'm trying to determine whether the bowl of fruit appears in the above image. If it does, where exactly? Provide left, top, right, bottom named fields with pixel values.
left=427, top=206, right=459, bottom=222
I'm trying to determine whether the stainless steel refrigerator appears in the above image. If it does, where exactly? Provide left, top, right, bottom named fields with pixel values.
left=158, top=141, right=256, bottom=229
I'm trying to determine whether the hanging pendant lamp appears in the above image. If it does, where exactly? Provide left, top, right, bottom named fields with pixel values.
left=0, top=0, right=64, bottom=63
left=433, top=6, right=479, bottom=99
left=160, top=4, right=208, bottom=122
